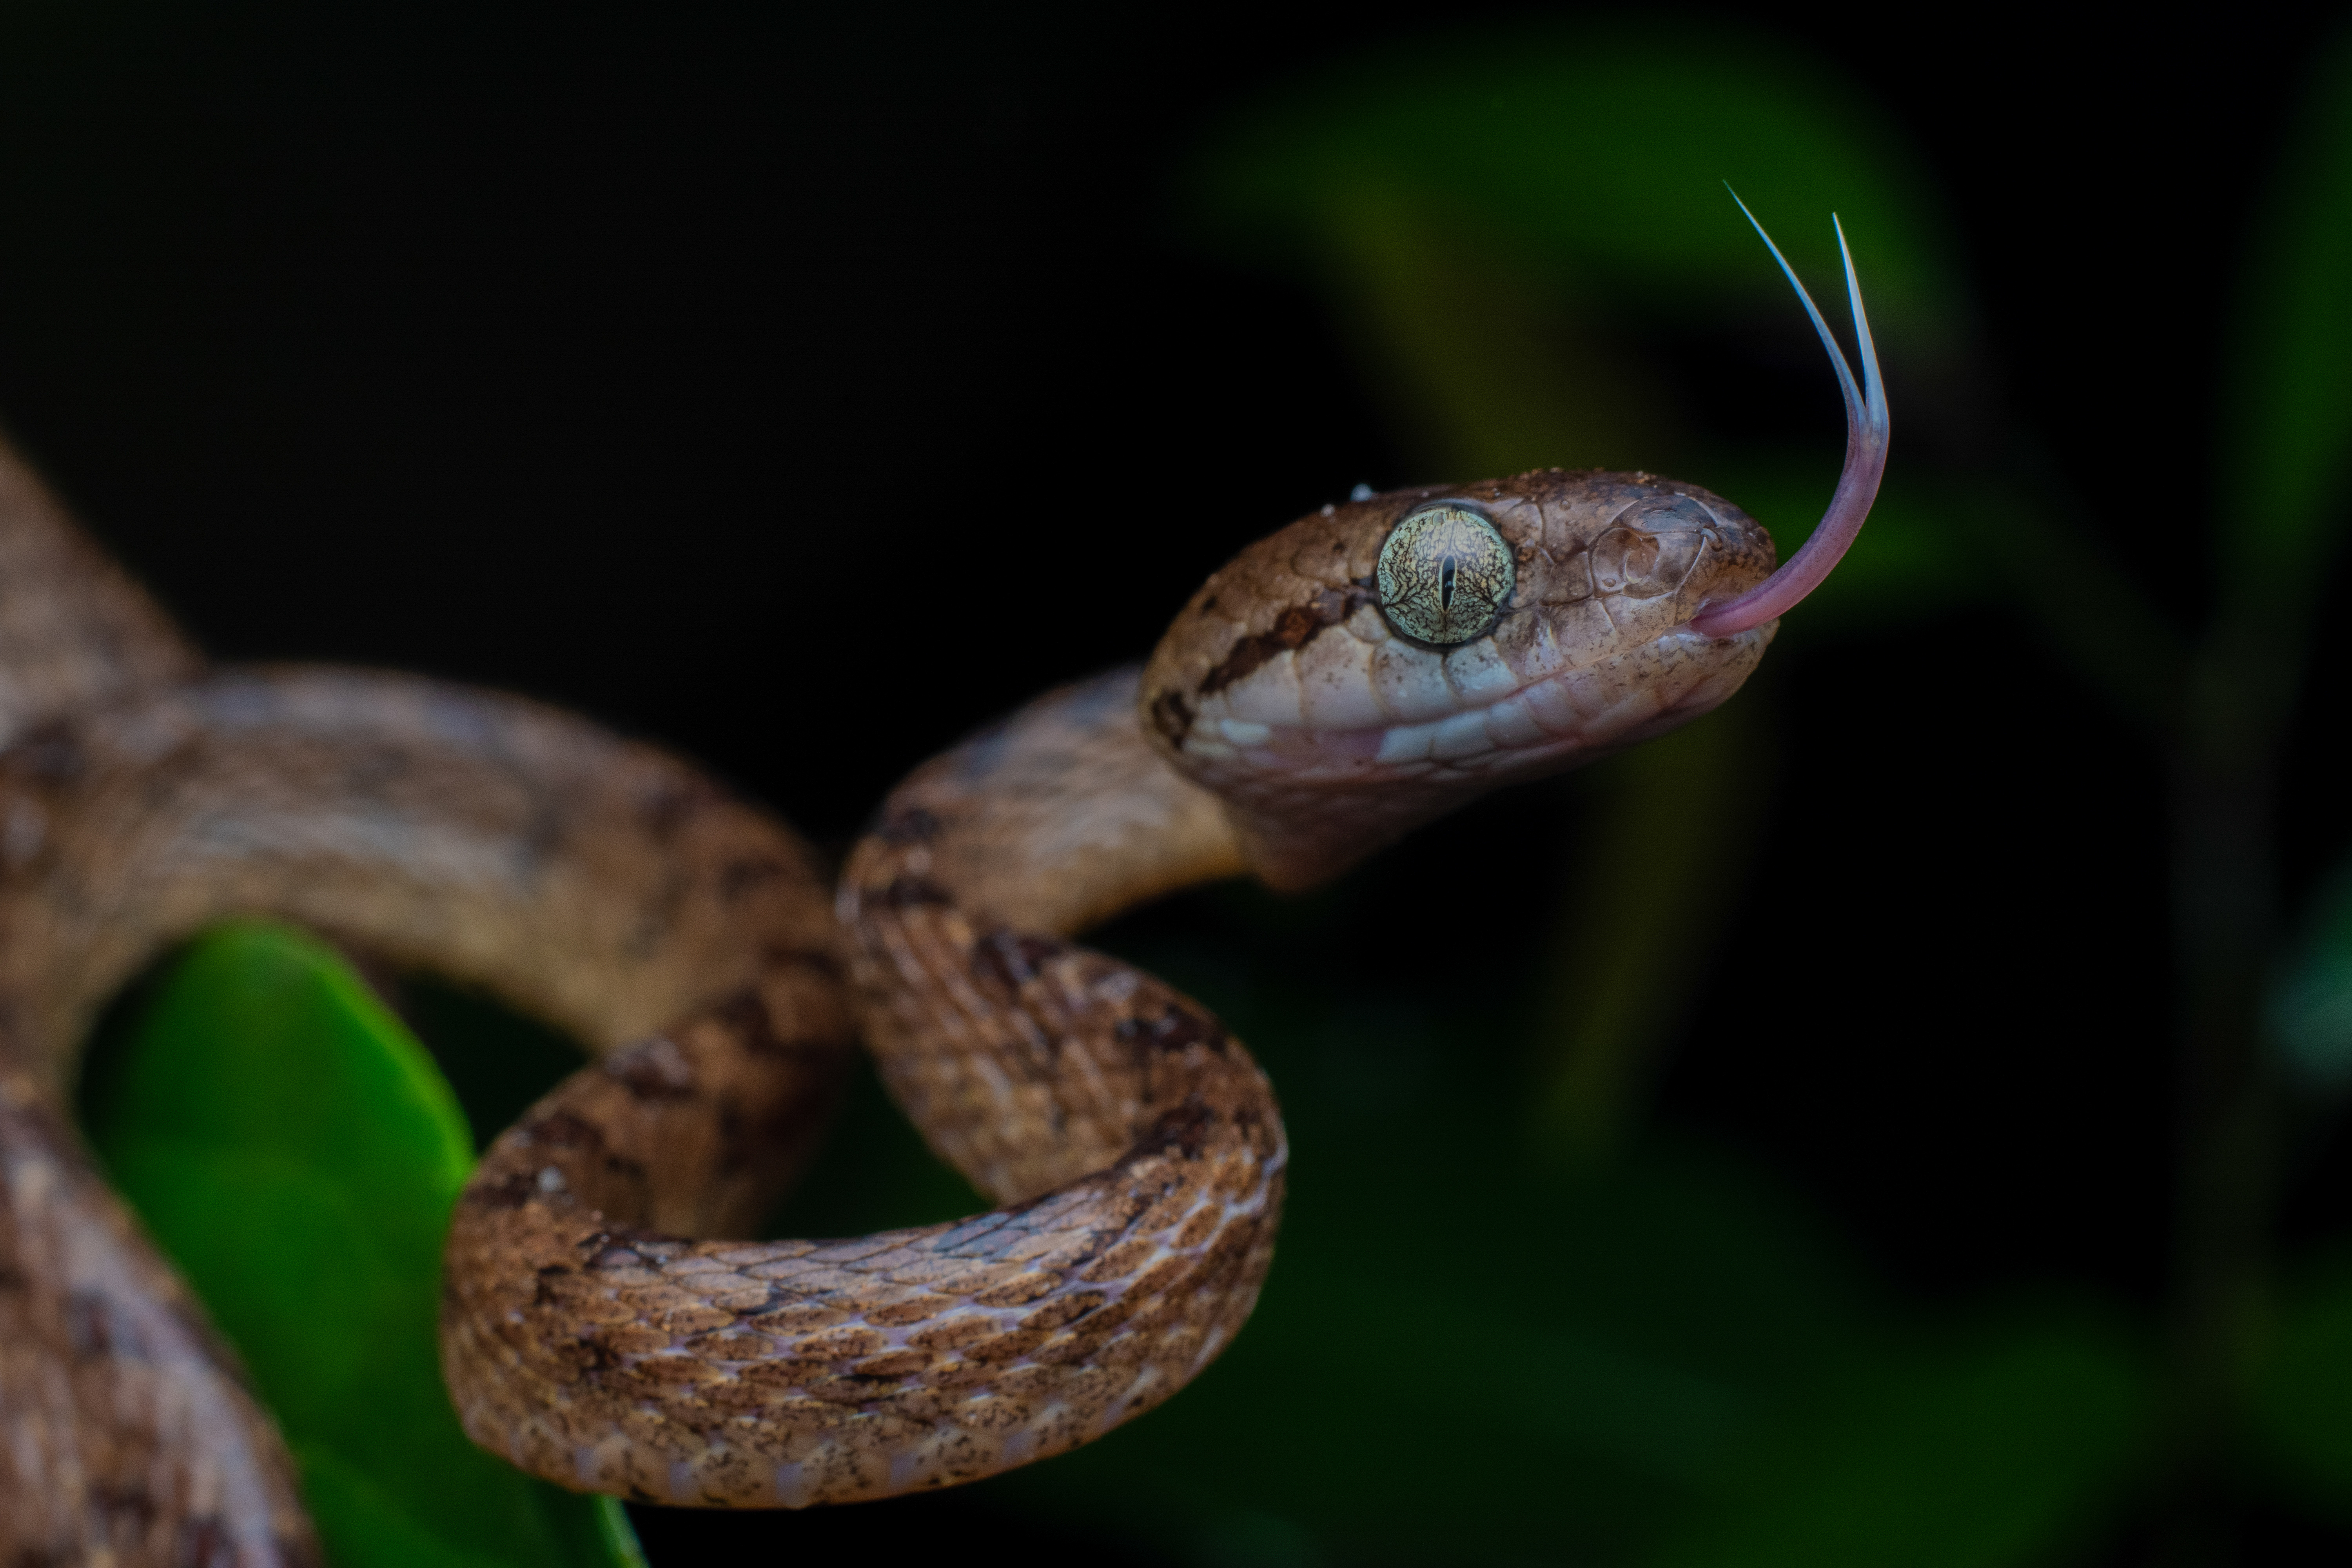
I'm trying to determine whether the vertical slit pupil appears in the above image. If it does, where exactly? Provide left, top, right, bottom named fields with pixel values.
left=1440, top=554, right=1457, bottom=610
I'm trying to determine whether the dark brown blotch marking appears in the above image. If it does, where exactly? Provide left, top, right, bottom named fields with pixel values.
left=91, top=1481, right=158, bottom=1531
left=532, top=1264, right=573, bottom=1307
left=465, top=1169, right=540, bottom=1211
left=63, top=1290, right=115, bottom=1359
left=518, top=1107, right=651, bottom=1191
left=637, top=778, right=717, bottom=843
left=573, top=1337, right=625, bottom=1375
left=876, top=806, right=943, bottom=844
left=708, top=987, right=795, bottom=1058
left=523, top=1109, right=608, bottom=1152
left=581, top=1227, right=684, bottom=1269
left=718, top=855, right=787, bottom=900
left=605, top=1036, right=697, bottom=1100
left=1116, top=1003, right=1227, bottom=1057
left=1128, top=1098, right=1216, bottom=1160
left=1199, top=585, right=1375, bottom=696
left=971, top=931, right=1065, bottom=993
left=11, top=717, right=85, bottom=786
left=761, top=941, right=843, bottom=978
left=880, top=874, right=953, bottom=909
left=174, top=1516, right=234, bottom=1568
left=1148, top=688, right=1194, bottom=746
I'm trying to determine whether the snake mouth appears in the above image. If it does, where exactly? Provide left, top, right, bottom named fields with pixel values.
left=1168, top=615, right=1776, bottom=891
left=1687, top=198, right=1889, bottom=639
left=1180, top=620, right=1772, bottom=787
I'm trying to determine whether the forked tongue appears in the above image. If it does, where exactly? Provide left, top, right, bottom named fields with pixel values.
left=1689, top=194, right=1890, bottom=639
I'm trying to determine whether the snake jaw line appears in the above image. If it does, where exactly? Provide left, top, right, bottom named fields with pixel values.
left=1688, top=200, right=1891, bottom=639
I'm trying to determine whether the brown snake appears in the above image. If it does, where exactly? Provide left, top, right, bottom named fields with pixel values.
left=0, top=217, right=1884, bottom=1562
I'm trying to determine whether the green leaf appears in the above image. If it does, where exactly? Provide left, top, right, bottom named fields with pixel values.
left=79, top=923, right=642, bottom=1568
left=1657, top=1312, right=2152, bottom=1568
left=2220, top=21, right=2352, bottom=595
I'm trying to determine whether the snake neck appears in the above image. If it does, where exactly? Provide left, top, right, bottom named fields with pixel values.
left=842, top=667, right=1248, bottom=940
left=837, top=666, right=1281, bottom=1210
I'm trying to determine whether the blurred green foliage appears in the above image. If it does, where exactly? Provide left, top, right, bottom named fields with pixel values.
left=1187, top=17, right=1980, bottom=637
left=2252, top=1256, right=2352, bottom=1524
left=2220, top=31, right=2352, bottom=613
left=80, top=925, right=642, bottom=1568
left=1082, top=13, right=2349, bottom=1563
left=1190, top=22, right=1964, bottom=330
left=66, top=12, right=2352, bottom=1568
left=1185, top=13, right=1991, bottom=1217
left=2275, top=868, right=2352, bottom=1089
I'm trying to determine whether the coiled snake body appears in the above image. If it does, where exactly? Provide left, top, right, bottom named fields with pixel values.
left=0, top=221, right=1884, bottom=1562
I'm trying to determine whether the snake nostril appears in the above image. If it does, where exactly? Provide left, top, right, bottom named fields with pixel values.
left=1591, top=496, right=1717, bottom=601
left=1591, top=525, right=1702, bottom=599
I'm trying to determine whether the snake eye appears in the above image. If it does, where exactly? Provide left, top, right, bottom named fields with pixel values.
left=1376, top=504, right=1515, bottom=646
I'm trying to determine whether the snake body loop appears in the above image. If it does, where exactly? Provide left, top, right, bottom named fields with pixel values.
left=0, top=455, right=1779, bottom=1560
left=448, top=666, right=1280, bottom=1507
left=0, top=208, right=1878, bottom=1563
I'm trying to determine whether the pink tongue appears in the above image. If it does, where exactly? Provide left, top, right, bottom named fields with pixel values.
left=1689, top=201, right=1889, bottom=639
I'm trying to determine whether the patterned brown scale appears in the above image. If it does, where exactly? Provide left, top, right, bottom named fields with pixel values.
left=0, top=429, right=1787, bottom=1557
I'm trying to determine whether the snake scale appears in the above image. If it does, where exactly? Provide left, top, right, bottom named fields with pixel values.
left=0, top=216, right=1884, bottom=1563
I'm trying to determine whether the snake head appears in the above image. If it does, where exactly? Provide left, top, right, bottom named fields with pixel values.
left=1140, top=205, right=1886, bottom=889
left=1139, top=470, right=1780, bottom=889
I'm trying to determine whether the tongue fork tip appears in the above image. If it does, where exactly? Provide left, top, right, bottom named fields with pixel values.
left=1688, top=194, right=1890, bottom=640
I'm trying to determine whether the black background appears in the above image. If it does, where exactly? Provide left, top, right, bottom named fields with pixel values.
left=4, top=4, right=2351, bottom=1561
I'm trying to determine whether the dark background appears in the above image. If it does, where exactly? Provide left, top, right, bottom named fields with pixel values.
left=4, top=4, right=2351, bottom=1561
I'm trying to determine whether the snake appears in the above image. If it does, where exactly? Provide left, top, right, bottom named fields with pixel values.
left=0, top=212, right=1884, bottom=1564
